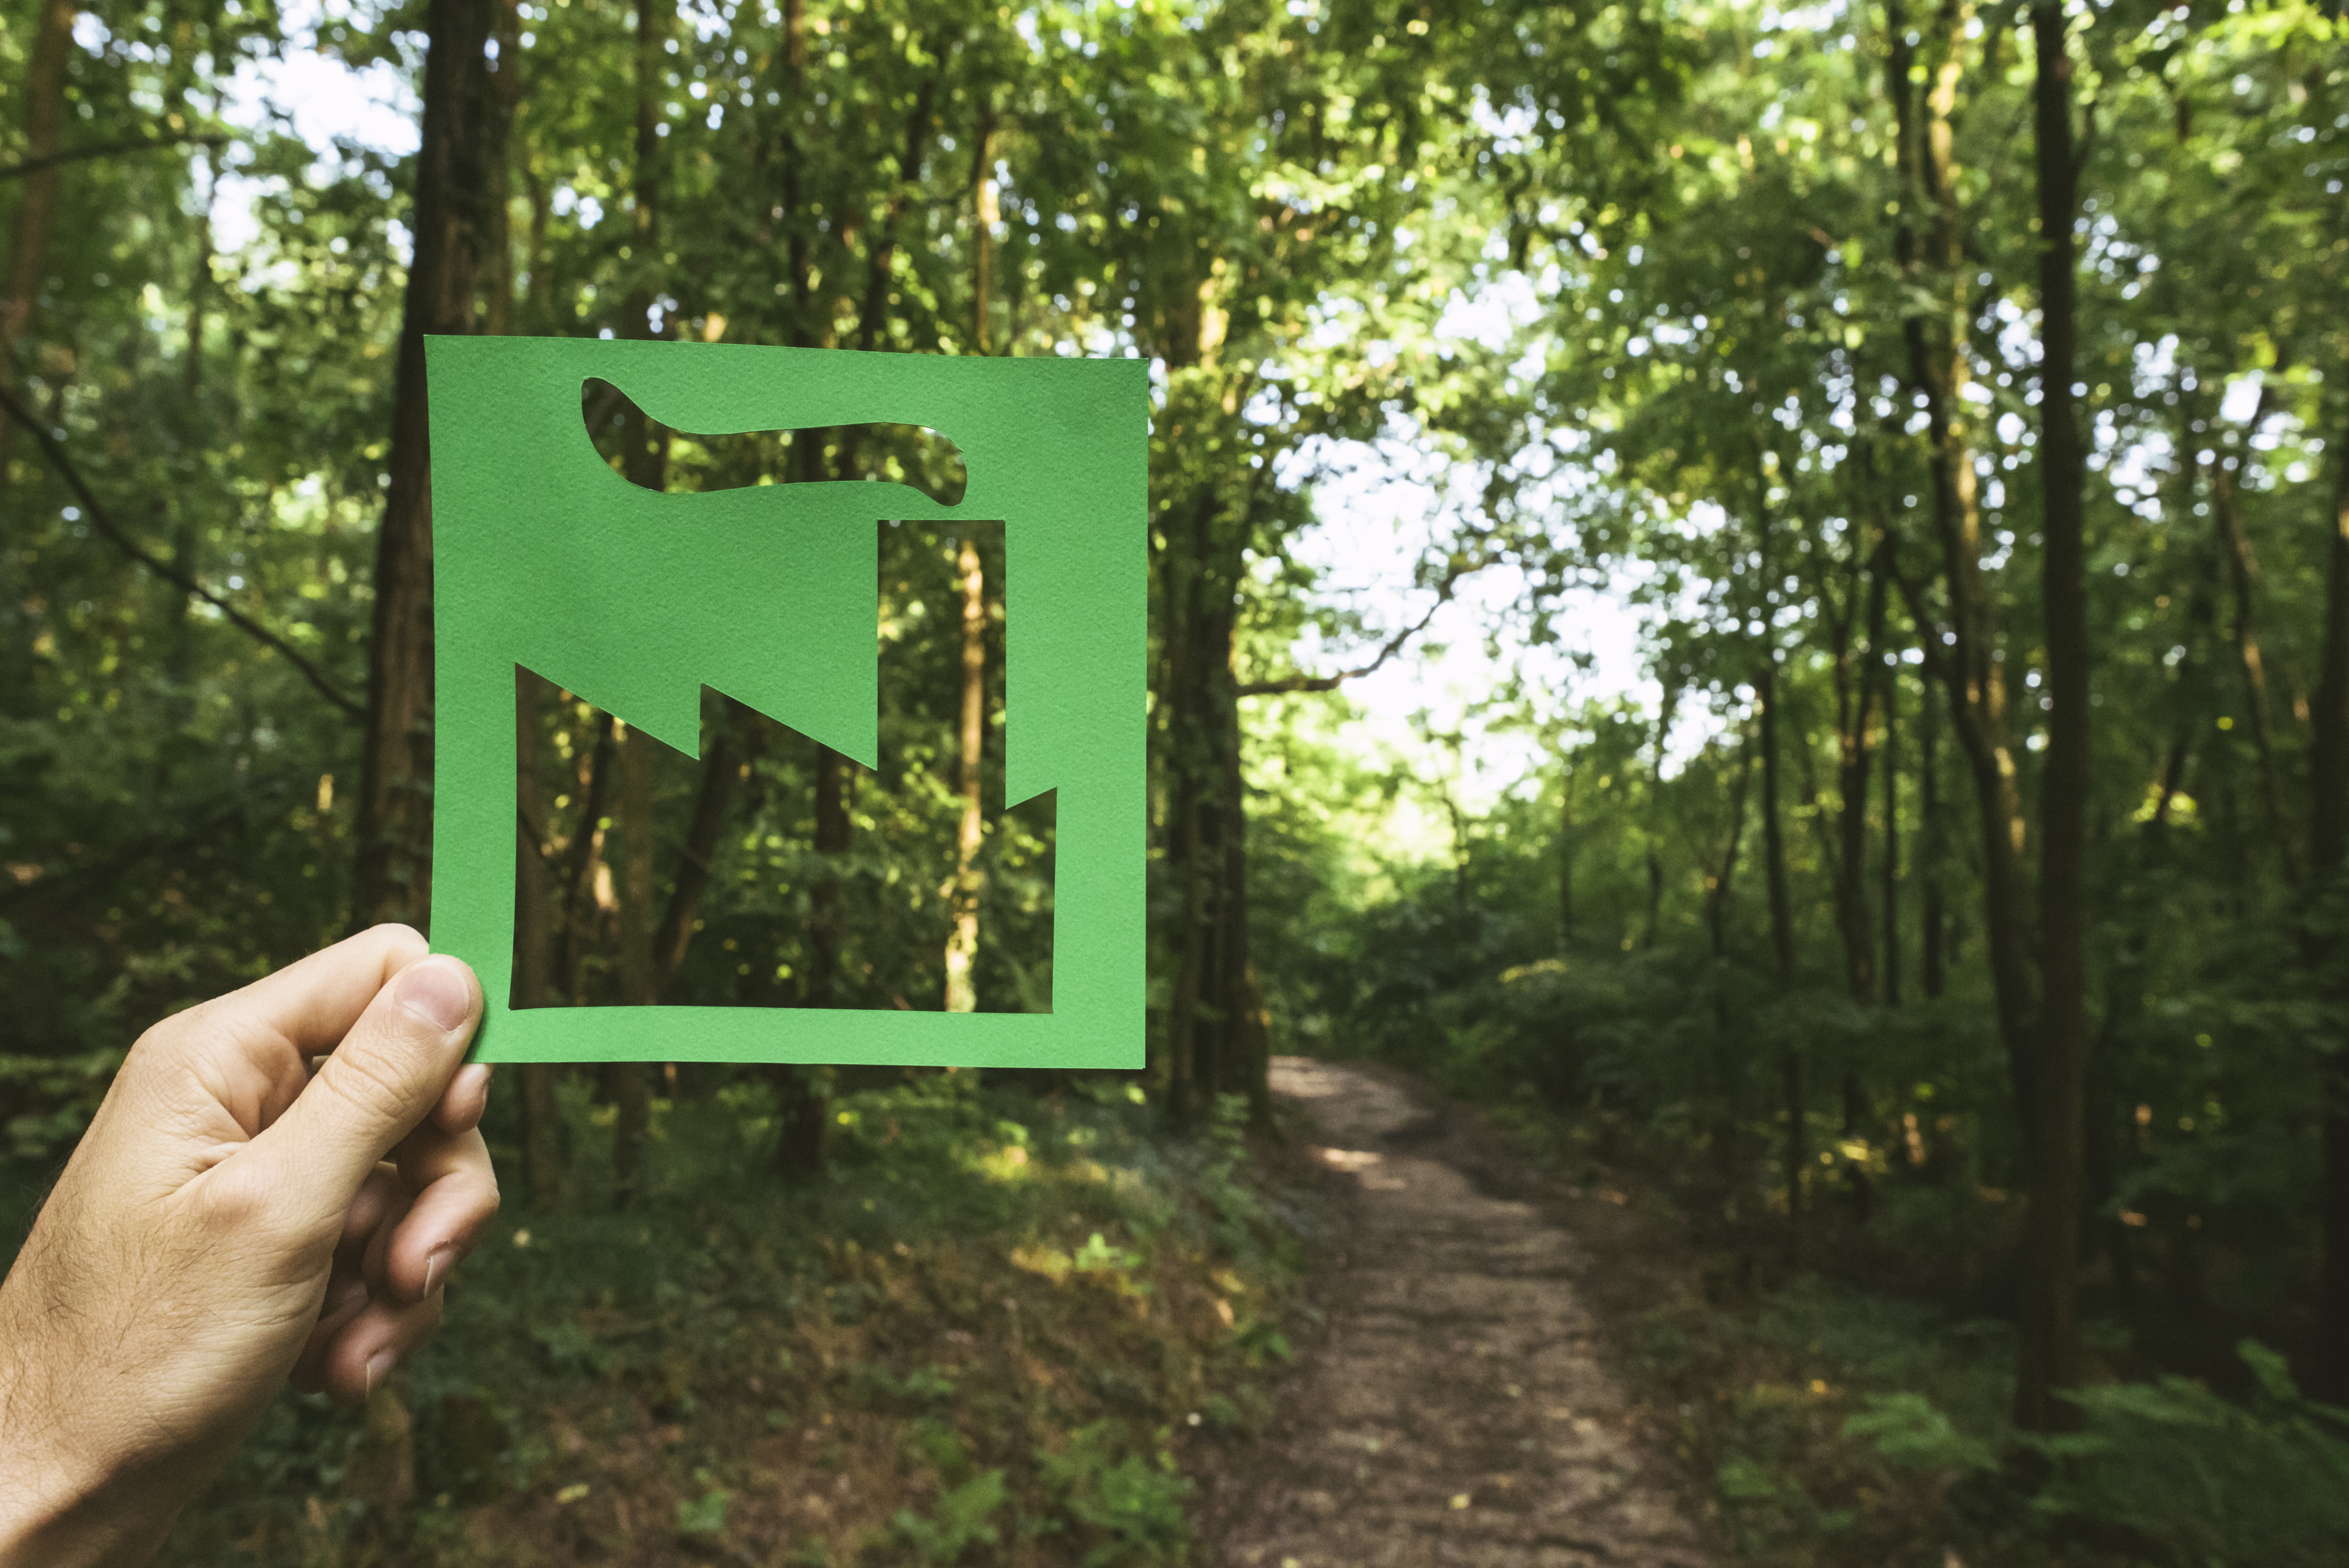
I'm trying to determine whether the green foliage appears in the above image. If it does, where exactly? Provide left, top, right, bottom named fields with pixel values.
left=1, top=1048, right=122, bottom=1164
left=2028, top=1342, right=2349, bottom=1567
left=675, top=1487, right=732, bottom=1536
left=1840, top=1393, right=1998, bottom=1475
left=890, top=1470, right=1008, bottom=1564
left=1040, top=1422, right=1194, bottom=1568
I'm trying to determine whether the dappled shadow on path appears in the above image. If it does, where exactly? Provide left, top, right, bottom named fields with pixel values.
left=1202, top=1058, right=1719, bottom=1568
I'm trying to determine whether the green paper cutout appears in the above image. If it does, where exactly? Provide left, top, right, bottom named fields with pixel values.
left=426, top=338, right=1146, bottom=1066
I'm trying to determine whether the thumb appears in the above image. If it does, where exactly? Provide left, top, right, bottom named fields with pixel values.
left=248, top=955, right=484, bottom=1238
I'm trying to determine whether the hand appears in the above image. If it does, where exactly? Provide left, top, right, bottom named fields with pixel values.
left=0, top=925, right=499, bottom=1568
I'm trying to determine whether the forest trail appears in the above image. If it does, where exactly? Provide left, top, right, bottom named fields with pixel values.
left=1204, top=1059, right=1718, bottom=1568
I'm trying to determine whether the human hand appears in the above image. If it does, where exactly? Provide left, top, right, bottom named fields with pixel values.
left=0, top=925, right=499, bottom=1568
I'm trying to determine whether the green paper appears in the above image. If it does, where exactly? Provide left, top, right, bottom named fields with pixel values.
left=426, top=338, right=1146, bottom=1066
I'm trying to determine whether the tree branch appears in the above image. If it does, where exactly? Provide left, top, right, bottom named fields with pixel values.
left=1237, top=554, right=1481, bottom=696
left=0, top=381, right=366, bottom=718
left=0, top=130, right=229, bottom=181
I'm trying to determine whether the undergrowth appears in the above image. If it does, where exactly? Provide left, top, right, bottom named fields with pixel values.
left=99, top=1072, right=1314, bottom=1567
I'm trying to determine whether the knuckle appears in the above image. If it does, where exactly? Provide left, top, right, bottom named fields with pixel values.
left=315, top=1037, right=422, bottom=1130
left=196, top=1161, right=288, bottom=1236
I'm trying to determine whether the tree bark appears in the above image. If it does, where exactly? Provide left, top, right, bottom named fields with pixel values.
left=1889, top=0, right=2038, bottom=1113
left=2305, top=405, right=2349, bottom=1403
left=1759, top=658, right=1805, bottom=1251
left=1559, top=759, right=1577, bottom=953
left=810, top=744, right=851, bottom=1007
left=1921, top=661, right=1946, bottom=1000
left=555, top=714, right=617, bottom=1002
left=0, top=0, right=76, bottom=715
left=610, top=721, right=657, bottom=1207
left=2210, top=456, right=2296, bottom=883
left=1882, top=645, right=1902, bottom=1007
left=483, top=0, right=522, bottom=336
left=355, top=0, right=497, bottom=928
left=1704, top=741, right=1754, bottom=961
left=2015, top=0, right=2091, bottom=1432
left=0, top=0, right=73, bottom=352
left=651, top=718, right=739, bottom=998
left=944, top=534, right=986, bottom=1012
left=970, top=110, right=995, bottom=355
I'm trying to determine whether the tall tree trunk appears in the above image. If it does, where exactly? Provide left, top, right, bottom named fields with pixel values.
left=2305, top=405, right=2349, bottom=1403
left=2210, top=457, right=2296, bottom=883
left=1921, top=667, right=1946, bottom=1000
left=810, top=745, right=850, bottom=1005
left=1830, top=549, right=1886, bottom=1004
left=1889, top=0, right=2038, bottom=1115
left=1759, top=659, right=1805, bottom=1252
left=556, top=715, right=617, bottom=1002
left=970, top=110, right=995, bottom=355
left=605, top=0, right=669, bottom=1202
left=1219, top=655, right=1273, bottom=1131
left=2016, top=0, right=2091, bottom=1433
left=0, top=0, right=75, bottom=725
left=1559, top=759, right=1577, bottom=953
left=1831, top=545, right=1890, bottom=1221
left=1643, top=687, right=1678, bottom=949
left=1704, top=741, right=1755, bottom=961
left=482, top=0, right=522, bottom=337
left=856, top=76, right=938, bottom=354
left=354, top=0, right=496, bottom=928
left=163, top=157, right=214, bottom=752
left=944, top=535, right=986, bottom=1012
left=1160, top=483, right=1219, bottom=1129
left=514, top=668, right=564, bottom=1209
left=1882, top=645, right=1902, bottom=1007
left=651, top=716, right=739, bottom=998
left=611, top=722, right=657, bottom=1207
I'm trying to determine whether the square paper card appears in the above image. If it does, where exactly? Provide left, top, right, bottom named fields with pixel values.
left=425, top=338, right=1146, bottom=1067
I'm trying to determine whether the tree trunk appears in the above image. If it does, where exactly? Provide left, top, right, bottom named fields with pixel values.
left=810, top=744, right=850, bottom=1006
left=556, top=715, right=617, bottom=1002
left=1704, top=741, right=1754, bottom=961
left=355, top=0, right=496, bottom=928
left=2016, top=0, right=2091, bottom=1433
left=1642, top=688, right=1678, bottom=950
left=1882, top=645, right=1902, bottom=1007
left=2210, top=457, right=2296, bottom=883
left=513, top=667, right=564, bottom=1209
left=483, top=0, right=522, bottom=337
left=0, top=0, right=75, bottom=714
left=610, top=721, right=658, bottom=1207
left=1559, top=759, right=1577, bottom=953
left=1921, top=670, right=1946, bottom=1001
left=652, top=718, right=739, bottom=998
left=970, top=110, right=995, bottom=355
left=944, top=535, right=986, bottom=1012
left=1889, top=0, right=2038, bottom=1118
left=1830, top=547, right=1886, bottom=1005
left=2305, top=405, right=2349, bottom=1403
left=856, top=76, right=938, bottom=354
left=1219, top=657, right=1273, bottom=1131
left=1759, top=659, right=1804, bottom=1251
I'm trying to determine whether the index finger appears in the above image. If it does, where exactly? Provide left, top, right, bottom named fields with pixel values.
left=186, top=924, right=432, bottom=1063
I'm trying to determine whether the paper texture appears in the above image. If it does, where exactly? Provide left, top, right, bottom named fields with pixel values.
left=426, top=338, right=1145, bottom=1066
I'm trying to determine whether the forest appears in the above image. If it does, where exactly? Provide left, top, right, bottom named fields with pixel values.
left=2, top=0, right=2347, bottom=1561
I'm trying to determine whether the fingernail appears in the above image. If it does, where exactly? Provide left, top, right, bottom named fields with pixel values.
left=364, top=1349, right=398, bottom=1399
left=395, top=958, right=473, bottom=1034
left=423, top=1245, right=459, bottom=1297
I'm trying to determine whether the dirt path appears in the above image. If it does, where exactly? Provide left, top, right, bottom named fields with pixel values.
left=1203, top=1058, right=1719, bottom=1568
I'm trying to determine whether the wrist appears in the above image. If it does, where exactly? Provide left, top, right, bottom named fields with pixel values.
left=0, top=1277, right=153, bottom=1567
